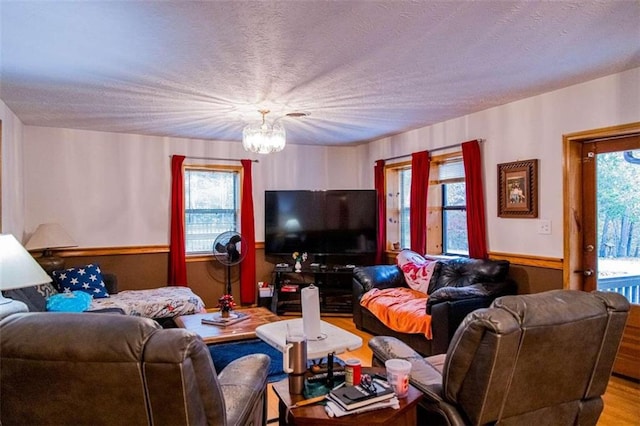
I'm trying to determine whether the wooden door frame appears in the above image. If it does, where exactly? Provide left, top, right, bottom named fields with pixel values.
left=563, top=122, right=640, bottom=290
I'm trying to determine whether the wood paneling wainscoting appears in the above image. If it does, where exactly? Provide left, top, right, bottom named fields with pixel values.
left=53, top=243, right=274, bottom=308
left=55, top=246, right=567, bottom=307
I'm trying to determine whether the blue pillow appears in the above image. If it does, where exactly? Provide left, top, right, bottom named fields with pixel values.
left=46, top=291, right=93, bottom=312
left=52, top=264, right=110, bottom=298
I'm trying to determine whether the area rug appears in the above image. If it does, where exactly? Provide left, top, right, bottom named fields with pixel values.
left=208, top=339, right=286, bottom=383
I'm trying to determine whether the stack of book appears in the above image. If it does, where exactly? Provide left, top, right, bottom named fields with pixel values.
left=325, top=379, right=398, bottom=417
left=200, top=311, right=249, bottom=327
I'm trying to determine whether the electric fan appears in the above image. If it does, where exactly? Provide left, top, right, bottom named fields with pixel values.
left=212, top=231, right=247, bottom=295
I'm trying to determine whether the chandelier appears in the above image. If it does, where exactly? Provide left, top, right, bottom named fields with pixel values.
left=242, top=109, right=286, bottom=154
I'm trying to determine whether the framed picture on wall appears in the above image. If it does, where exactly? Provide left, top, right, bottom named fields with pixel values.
left=498, top=159, right=538, bottom=218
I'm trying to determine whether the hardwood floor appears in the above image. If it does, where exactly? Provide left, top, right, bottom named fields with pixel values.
left=266, top=315, right=640, bottom=425
left=599, top=375, right=640, bottom=425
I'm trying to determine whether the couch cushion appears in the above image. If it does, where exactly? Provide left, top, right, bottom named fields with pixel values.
left=89, top=286, right=206, bottom=318
left=396, top=250, right=441, bottom=294
left=52, top=264, right=110, bottom=298
left=1, top=282, right=58, bottom=312
left=360, top=287, right=433, bottom=339
left=431, top=258, right=510, bottom=292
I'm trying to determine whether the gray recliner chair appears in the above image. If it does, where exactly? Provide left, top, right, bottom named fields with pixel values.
left=1, top=312, right=270, bottom=426
left=368, top=290, right=629, bottom=425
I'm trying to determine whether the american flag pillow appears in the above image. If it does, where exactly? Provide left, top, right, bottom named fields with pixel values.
left=52, top=263, right=110, bottom=298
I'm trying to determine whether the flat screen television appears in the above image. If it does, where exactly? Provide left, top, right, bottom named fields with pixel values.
left=264, top=190, right=377, bottom=260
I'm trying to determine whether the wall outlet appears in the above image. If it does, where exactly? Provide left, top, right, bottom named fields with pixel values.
left=537, top=219, right=551, bottom=235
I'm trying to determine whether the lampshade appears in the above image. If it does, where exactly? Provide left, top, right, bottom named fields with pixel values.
left=0, top=234, right=52, bottom=305
left=25, top=223, right=77, bottom=251
left=242, top=110, right=286, bottom=154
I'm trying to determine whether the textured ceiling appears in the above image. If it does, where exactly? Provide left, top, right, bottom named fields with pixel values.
left=1, top=1, right=639, bottom=147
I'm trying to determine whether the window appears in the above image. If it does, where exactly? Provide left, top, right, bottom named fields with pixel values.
left=439, top=158, right=467, bottom=255
left=386, top=154, right=468, bottom=255
left=442, top=182, right=468, bottom=255
left=399, top=168, right=412, bottom=249
left=184, top=166, right=240, bottom=254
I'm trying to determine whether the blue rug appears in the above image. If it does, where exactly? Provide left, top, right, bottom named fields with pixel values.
left=208, top=339, right=286, bottom=383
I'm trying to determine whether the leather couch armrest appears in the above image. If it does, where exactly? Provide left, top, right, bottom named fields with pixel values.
left=370, top=340, right=470, bottom=426
left=353, top=265, right=406, bottom=329
left=218, top=354, right=271, bottom=425
left=429, top=297, right=497, bottom=354
left=103, top=273, right=118, bottom=294
left=428, top=284, right=492, bottom=311
left=352, top=265, right=406, bottom=298
left=428, top=280, right=516, bottom=354
left=368, top=336, right=444, bottom=400
left=427, top=280, right=516, bottom=314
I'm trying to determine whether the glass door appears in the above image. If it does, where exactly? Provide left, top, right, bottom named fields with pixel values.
left=582, top=135, right=640, bottom=379
left=595, top=149, right=640, bottom=303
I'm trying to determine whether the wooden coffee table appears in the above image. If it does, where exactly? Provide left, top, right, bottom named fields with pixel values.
left=272, top=367, right=422, bottom=425
left=174, top=307, right=281, bottom=344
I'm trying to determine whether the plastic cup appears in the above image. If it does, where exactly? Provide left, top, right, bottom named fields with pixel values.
left=385, top=358, right=412, bottom=398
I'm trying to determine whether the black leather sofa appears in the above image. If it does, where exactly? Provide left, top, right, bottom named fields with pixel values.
left=352, top=257, right=516, bottom=356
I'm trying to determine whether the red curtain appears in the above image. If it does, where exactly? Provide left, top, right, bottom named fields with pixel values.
left=168, top=155, right=187, bottom=286
left=240, top=160, right=256, bottom=305
left=374, top=160, right=386, bottom=264
left=462, top=140, right=488, bottom=259
left=410, top=151, right=430, bottom=254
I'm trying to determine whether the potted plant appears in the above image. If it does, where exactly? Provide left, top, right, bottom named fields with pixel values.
left=217, top=294, right=236, bottom=318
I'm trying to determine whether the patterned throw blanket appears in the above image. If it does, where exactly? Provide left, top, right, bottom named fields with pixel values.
left=360, top=287, right=432, bottom=339
left=89, top=286, right=206, bottom=319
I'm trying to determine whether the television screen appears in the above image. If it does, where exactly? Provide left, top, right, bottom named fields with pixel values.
left=264, top=190, right=377, bottom=257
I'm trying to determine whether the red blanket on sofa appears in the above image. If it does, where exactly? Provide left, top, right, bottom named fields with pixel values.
left=360, top=287, right=432, bottom=339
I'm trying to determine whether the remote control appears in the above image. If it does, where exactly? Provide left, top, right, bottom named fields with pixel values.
left=306, top=371, right=346, bottom=383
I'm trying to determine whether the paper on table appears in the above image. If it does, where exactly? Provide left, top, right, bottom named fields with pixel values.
left=301, top=284, right=322, bottom=340
left=324, top=397, right=400, bottom=418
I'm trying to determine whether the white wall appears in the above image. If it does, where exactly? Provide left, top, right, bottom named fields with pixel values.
left=22, top=127, right=361, bottom=247
left=0, top=100, right=25, bottom=239
left=17, top=67, right=640, bottom=256
left=359, top=67, right=640, bottom=258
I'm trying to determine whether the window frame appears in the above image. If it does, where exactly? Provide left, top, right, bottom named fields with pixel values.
left=385, top=152, right=468, bottom=256
left=385, top=161, right=412, bottom=250
left=183, top=164, right=242, bottom=257
left=399, top=166, right=412, bottom=249
left=441, top=179, right=467, bottom=255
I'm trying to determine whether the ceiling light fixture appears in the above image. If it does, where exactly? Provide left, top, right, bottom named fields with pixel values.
left=242, top=109, right=286, bottom=154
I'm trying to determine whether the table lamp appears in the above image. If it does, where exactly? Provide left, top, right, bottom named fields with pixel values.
left=25, top=223, right=77, bottom=274
left=0, top=234, right=53, bottom=306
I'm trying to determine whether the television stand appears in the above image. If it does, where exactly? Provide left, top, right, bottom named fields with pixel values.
left=270, top=266, right=355, bottom=315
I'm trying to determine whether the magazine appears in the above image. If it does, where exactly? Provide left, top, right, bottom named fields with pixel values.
left=201, top=311, right=249, bottom=327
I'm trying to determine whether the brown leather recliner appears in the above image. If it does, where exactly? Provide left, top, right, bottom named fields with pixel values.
left=1, top=312, right=270, bottom=426
left=368, top=290, right=630, bottom=425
